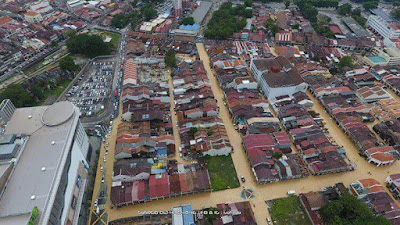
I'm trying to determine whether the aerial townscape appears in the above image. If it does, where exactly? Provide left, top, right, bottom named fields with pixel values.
left=2, top=0, right=400, bottom=224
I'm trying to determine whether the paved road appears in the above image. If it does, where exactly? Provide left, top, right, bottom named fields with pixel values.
left=90, top=44, right=400, bottom=224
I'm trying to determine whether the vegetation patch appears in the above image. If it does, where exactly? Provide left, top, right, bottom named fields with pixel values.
left=321, top=194, right=391, bottom=225
left=204, top=2, right=251, bottom=40
left=204, top=155, right=239, bottom=191
left=66, top=34, right=111, bottom=58
left=269, top=196, right=312, bottom=225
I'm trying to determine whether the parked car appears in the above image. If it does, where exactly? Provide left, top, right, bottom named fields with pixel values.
left=241, top=176, right=245, bottom=183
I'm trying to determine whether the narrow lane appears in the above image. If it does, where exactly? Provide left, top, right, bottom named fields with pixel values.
left=167, top=72, right=192, bottom=164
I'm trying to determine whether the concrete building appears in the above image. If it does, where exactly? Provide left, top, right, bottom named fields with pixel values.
left=171, top=205, right=195, bottom=225
left=29, top=0, right=53, bottom=15
left=367, top=9, right=400, bottom=39
left=0, top=100, right=90, bottom=225
left=191, top=1, right=213, bottom=25
left=250, top=56, right=308, bottom=101
left=24, top=11, right=43, bottom=24
left=0, top=99, right=15, bottom=125
left=174, top=0, right=182, bottom=17
left=67, top=0, right=86, bottom=11
left=364, top=48, right=400, bottom=66
left=342, top=17, right=370, bottom=37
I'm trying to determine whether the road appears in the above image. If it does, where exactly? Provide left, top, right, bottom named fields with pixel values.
left=89, top=44, right=400, bottom=225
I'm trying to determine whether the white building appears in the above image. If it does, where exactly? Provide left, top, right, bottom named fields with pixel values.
left=22, top=38, right=46, bottom=50
left=24, top=11, right=43, bottom=23
left=367, top=9, right=400, bottom=39
left=0, top=101, right=90, bottom=225
left=67, top=0, right=86, bottom=11
left=364, top=48, right=400, bottom=66
left=250, top=56, right=308, bottom=102
left=30, top=0, right=53, bottom=14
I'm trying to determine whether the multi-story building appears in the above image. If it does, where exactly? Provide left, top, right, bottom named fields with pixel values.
left=367, top=9, right=400, bottom=39
left=174, top=0, right=182, bottom=17
left=250, top=56, right=308, bottom=102
left=0, top=100, right=90, bottom=225
left=24, top=11, right=43, bottom=23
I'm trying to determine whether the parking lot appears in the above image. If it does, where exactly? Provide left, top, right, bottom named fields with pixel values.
left=67, top=60, right=115, bottom=117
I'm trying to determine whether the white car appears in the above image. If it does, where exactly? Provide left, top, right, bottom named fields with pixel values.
left=103, top=157, right=106, bottom=162
left=100, top=166, right=103, bottom=172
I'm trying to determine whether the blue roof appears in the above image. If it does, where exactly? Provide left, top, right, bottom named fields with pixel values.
left=179, top=24, right=200, bottom=31
left=156, top=148, right=167, bottom=157
left=182, top=205, right=195, bottom=225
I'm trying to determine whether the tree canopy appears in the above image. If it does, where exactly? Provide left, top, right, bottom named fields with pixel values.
left=0, top=84, right=33, bottom=108
left=363, top=1, right=379, bottom=10
left=320, top=194, right=391, bottom=225
left=141, top=3, right=157, bottom=21
left=338, top=56, right=354, bottom=68
left=265, top=18, right=280, bottom=36
left=66, top=34, right=111, bottom=58
left=59, top=55, right=79, bottom=73
left=164, top=49, right=177, bottom=68
left=204, top=2, right=249, bottom=40
left=338, top=3, right=352, bottom=15
left=179, top=17, right=195, bottom=25
left=392, top=8, right=400, bottom=20
left=111, top=14, right=131, bottom=28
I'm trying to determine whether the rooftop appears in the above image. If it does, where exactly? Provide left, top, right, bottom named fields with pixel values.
left=0, top=101, right=80, bottom=223
left=252, top=56, right=304, bottom=88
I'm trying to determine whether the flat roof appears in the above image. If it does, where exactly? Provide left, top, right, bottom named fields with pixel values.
left=0, top=102, right=79, bottom=222
left=371, top=8, right=395, bottom=23
left=342, top=17, right=370, bottom=37
left=191, top=1, right=213, bottom=24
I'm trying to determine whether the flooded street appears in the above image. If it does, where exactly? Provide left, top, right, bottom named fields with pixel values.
left=91, top=44, right=400, bottom=225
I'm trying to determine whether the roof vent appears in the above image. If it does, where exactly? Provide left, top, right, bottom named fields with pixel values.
left=31, top=195, right=36, bottom=200
left=41, top=167, right=46, bottom=171
left=28, top=115, right=32, bottom=119
left=51, top=141, right=55, bottom=145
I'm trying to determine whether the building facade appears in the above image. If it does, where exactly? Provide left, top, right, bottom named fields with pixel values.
left=0, top=100, right=90, bottom=225
left=367, top=9, right=400, bottom=39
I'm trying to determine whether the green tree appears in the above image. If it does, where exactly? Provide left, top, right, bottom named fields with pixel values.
left=363, top=1, right=378, bottom=10
left=65, top=30, right=76, bottom=37
left=338, top=3, right=352, bottom=15
left=291, top=23, right=300, bottom=29
left=165, top=49, right=177, bottom=68
left=321, top=194, right=391, bottom=225
left=285, top=0, right=290, bottom=8
left=0, top=84, right=33, bottom=107
left=189, top=127, right=198, bottom=139
left=30, top=85, right=44, bottom=100
left=141, top=3, right=157, bottom=21
left=66, top=34, right=111, bottom=58
left=204, top=2, right=248, bottom=39
left=59, top=55, right=79, bottom=73
left=111, top=14, right=130, bottom=28
left=273, top=151, right=283, bottom=159
left=179, top=17, right=195, bottom=25
left=244, top=0, right=253, bottom=7
left=338, top=56, right=354, bottom=68
left=392, top=9, right=400, bottom=20
left=265, top=18, right=280, bottom=36
left=51, top=41, right=58, bottom=48
left=304, top=4, right=318, bottom=22
left=352, top=8, right=362, bottom=16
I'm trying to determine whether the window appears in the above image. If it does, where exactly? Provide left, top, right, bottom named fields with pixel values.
left=71, top=196, right=77, bottom=210
left=76, top=175, right=82, bottom=188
